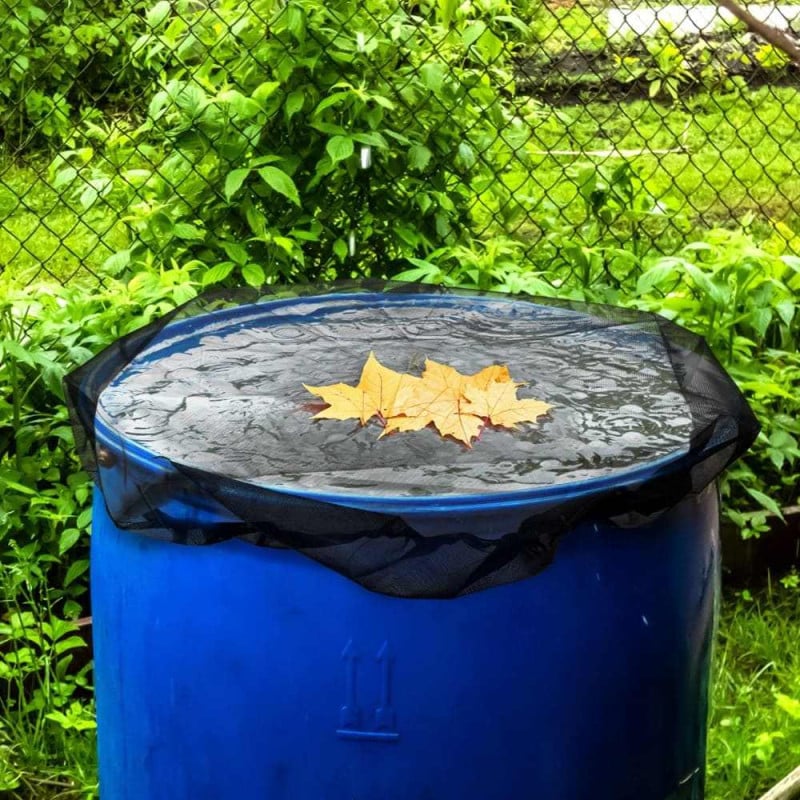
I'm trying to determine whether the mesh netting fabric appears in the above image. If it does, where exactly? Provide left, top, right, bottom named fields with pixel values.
left=65, top=282, right=758, bottom=597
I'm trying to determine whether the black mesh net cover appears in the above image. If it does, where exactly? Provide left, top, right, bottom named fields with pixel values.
left=65, top=282, right=759, bottom=598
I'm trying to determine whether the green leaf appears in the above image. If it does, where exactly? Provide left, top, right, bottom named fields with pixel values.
left=636, top=259, right=679, bottom=295
left=52, top=166, right=77, bottom=190
left=222, top=242, right=249, bottom=265
left=774, top=298, right=795, bottom=327
left=768, top=449, right=786, bottom=470
left=248, top=155, right=283, bottom=168
left=242, top=263, right=266, bottom=287
left=54, top=636, right=88, bottom=655
left=333, top=239, right=348, bottom=261
left=64, top=559, right=89, bottom=588
left=285, top=5, right=306, bottom=39
left=494, top=14, right=530, bottom=34
left=457, top=142, right=476, bottom=168
left=326, top=136, right=354, bottom=164
left=252, top=81, right=281, bottom=106
left=393, top=265, right=439, bottom=282
left=420, top=63, right=445, bottom=93
left=245, top=204, right=267, bottom=237
left=745, top=488, right=783, bottom=518
left=146, top=0, right=171, bottom=29
left=408, top=145, right=432, bottom=171
left=310, top=121, right=348, bottom=136
left=102, top=249, right=131, bottom=276
left=462, top=21, right=487, bottom=47
left=0, top=339, right=34, bottom=366
left=437, top=0, right=459, bottom=26
left=475, top=30, right=503, bottom=62
left=352, top=132, right=388, bottom=148
left=173, top=223, right=204, bottom=241
left=202, top=262, right=235, bottom=286
left=395, top=225, right=421, bottom=246
left=314, top=93, right=349, bottom=116
left=225, top=169, right=251, bottom=202
left=218, top=90, right=262, bottom=119
left=59, top=528, right=81, bottom=556
left=749, top=307, right=772, bottom=338
left=285, top=90, right=305, bottom=120
left=258, top=167, right=300, bottom=206
left=272, top=236, right=295, bottom=254
left=176, top=285, right=198, bottom=306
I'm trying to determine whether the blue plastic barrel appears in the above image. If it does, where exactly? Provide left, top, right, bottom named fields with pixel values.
left=92, top=490, right=718, bottom=800
left=89, top=292, right=722, bottom=800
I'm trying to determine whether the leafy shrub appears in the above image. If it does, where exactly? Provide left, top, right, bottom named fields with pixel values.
left=55, top=0, right=533, bottom=284
left=632, top=230, right=800, bottom=534
left=525, top=21, right=794, bottom=103
left=0, top=265, right=198, bottom=604
left=0, top=264, right=198, bottom=796
left=0, top=0, right=150, bottom=148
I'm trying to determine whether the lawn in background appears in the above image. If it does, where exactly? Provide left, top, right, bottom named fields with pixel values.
left=0, top=159, right=128, bottom=283
left=522, top=85, right=800, bottom=232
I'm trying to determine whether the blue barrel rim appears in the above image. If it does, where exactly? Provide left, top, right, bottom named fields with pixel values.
left=93, top=290, right=692, bottom=516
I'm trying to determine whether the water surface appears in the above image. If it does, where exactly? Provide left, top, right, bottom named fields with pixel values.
left=97, top=295, right=693, bottom=497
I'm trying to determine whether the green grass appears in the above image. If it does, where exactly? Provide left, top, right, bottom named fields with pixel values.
left=518, top=85, right=800, bottom=234
left=0, top=157, right=128, bottom=284
left=707, top=582, right=800, bottom=800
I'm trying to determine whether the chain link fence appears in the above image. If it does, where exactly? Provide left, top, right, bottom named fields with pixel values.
left=1, top=0, right=799, bottom=289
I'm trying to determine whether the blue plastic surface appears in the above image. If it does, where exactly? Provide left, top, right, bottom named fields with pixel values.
left=92, top=485, right=719, bottom=800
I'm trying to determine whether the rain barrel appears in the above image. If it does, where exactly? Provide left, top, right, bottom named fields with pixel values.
left=76, top=287, right=756, bottom=800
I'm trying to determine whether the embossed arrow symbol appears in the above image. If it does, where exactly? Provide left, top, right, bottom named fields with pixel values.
left=339, top=639, right=360, bottom=729
left=375, top=640, right=396, bottom=731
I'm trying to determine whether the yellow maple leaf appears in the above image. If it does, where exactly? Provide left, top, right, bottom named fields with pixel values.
left=463, top=380, right=552, bottom=428
left=468, top=363, right=516, bottom=390
left=383, top=378, right=484, bottom=446
left=421, top=360, right=514, bottom=395
left=303, top=380, right=375, bottom=425
left=304, top=351, right=418, bottom=424
left=304, top=354, right=551, bottom=447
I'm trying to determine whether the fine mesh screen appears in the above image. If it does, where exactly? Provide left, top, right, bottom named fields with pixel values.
left=66, top=282, right=759, bottom=597
left=96, top=294, right=693, bottom=496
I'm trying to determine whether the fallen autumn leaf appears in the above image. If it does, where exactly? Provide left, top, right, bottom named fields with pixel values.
left=304, top=353, right=551, bottom=446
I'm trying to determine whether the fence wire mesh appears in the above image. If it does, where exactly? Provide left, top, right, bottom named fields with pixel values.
left=1, top=0, right=799, bottom=289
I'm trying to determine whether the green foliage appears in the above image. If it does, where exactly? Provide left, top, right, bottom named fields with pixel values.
left=54, top=0, right=532, bottom=283
left=528, top=18, right=794, bottom=103
left=633, top=230, right=800, bottom=534
left=0, top=265, right=199, bottom=586
left=0, top=557, right=97, bottom=799
left=0, top=0, right=149, bottom=147
left=612, top=27, right=697, bottom=101
left=0, top=264, right=199, bottom=797
left=708, top=584, right=800, bottom=799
